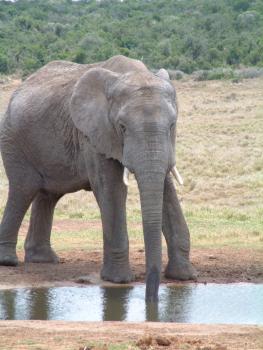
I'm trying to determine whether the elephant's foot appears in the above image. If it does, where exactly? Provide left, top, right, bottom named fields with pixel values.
left=25, top=245, right=59, bottom=264
left=0, top=244, right=18, bottom=266
left=165, top=258, right=197, bottom=281
left=101, top=263, right=134, bottom=283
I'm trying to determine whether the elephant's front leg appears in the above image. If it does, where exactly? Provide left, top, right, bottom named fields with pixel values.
left=92, top=159, right=133, bottom=283
left=162, top=175, right=197, bottom=280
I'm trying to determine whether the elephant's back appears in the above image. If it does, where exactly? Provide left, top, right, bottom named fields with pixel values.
left=1, top=61, right=93, bottom=181
left=102, top=55, right=148, bottom=74
left=1, top=61, right=91, bottom=159
left=7, top=61, right=89, bottom=122
left=22, top=60, right=96, bottom=88
left=4, top=61, right=103, bottom=126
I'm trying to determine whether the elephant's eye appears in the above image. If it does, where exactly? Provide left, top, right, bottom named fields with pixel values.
left=120, top=124, right=126, bottom=134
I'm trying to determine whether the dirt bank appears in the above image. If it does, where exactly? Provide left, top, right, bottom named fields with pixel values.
left=0, top=321, right=262, bottom=350
left=0, top=247, right=262, bottom=289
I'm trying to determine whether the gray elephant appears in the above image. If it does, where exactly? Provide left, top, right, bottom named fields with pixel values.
left=0, top=55, right=196, bottom=301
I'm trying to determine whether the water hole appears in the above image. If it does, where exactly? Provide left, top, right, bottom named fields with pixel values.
left=0, top=283, right=262, bottom=324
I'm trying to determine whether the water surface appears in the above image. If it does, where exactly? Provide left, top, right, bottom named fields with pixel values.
left=0, top=283, right=262, bottom=324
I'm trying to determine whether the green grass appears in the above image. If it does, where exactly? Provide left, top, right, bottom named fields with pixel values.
left=187, top=206, right=263, bottom=248
left=14, top=204, right=263, bottom=252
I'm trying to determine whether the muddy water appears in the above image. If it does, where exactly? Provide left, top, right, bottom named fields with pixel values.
left=0, top=283, right=262, bottom=324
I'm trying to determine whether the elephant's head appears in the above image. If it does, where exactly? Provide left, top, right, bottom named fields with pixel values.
left=70, top=67, right=182, bottom=302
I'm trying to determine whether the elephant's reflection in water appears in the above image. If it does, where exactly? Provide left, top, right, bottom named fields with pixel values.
left=102, top=285, right=193, bottom=322
left=102, top=286, right=160, bottom=322
left=0, top=289, right=50, bottom=320
left=28, top=289, right=50, bottom=320
left=145, top=301, right=159, bottom=321
left=102, top=287, right=132, bottom=321
left=0, top=290, right=17, bottom=320
left=0, top=285, right=193, bottom=322
left=160, top=286, right=193, bottom=322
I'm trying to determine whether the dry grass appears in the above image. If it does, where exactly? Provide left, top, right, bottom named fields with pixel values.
left=0, top=77, right=263, bottom=250
left=176, top=78, right=263, bottom=208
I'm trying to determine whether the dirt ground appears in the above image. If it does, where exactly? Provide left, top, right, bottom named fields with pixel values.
left=0, top=218, right=261, bottom=288
left=0, top=245, right=262, bottom=288
left=0, top=321, right=262, bottom=350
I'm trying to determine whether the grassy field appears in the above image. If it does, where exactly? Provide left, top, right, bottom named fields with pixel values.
left=0, top=76, right=263, bottom=253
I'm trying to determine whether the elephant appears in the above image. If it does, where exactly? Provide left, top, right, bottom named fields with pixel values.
left=0, top=55, right=196, bottom=301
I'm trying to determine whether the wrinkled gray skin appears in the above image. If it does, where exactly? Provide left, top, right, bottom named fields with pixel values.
left=0, top=55, right=196, bottom=301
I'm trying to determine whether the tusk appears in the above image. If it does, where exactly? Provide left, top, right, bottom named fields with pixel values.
left=123, top=167, right=130, bottom=186
left=171, top=166, right=184, bottom=185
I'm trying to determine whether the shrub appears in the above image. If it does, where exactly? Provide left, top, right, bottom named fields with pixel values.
left=236, top=67, right=263, bottom=79
left=0, top=55, right=8, bottom=74
left=0, top=0, right=263, bottom=75
left=193, top=68, right=235, bottom=81
left=177, top=57, right=196, bottom=74
left=168, top=69, right=185, bottom=80
left=73, top=50, right=86, bottom=64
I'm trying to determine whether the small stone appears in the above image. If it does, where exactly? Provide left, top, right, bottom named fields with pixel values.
left=75, top=276, right=91, bottom=284
left=208, top=255, right=217, bottom=260
left=155, top=336, right=171, bottom=346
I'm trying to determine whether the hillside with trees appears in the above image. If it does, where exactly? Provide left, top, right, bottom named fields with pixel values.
left=0, top=0, right=262, bottom=76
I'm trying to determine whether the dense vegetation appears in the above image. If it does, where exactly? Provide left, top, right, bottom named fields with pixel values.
left=0, top=0, right=263, bottom=76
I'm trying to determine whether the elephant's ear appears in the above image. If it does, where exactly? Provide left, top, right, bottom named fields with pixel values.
left=70, top=68, right=122, bottom=161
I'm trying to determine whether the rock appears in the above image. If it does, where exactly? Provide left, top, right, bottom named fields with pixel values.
left=155, top=336, right=171, bottom=346
left=208, top=255, right=217, bottom=260
left=75, top=276, right=92, bottom=284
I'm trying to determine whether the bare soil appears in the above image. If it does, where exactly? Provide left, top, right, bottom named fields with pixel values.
left=0, top=245, right=262, bottom=289
left=0, top=218, right=262, bottom=288
left=0, top=321, right=262, bottom=350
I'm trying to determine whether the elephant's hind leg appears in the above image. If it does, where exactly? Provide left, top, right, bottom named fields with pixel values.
left=24, top=191, right=62, bottom=263
left=0, top=184, right=39, bottom=266
left=162, top=175, right=197, bottom=280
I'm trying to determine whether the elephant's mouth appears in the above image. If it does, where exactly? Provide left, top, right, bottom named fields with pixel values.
left=123, top=165, right=183, bottom=186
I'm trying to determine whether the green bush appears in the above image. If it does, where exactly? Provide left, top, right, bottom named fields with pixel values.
left=168, top=69, right=185, bottom=80
left=73, top=50, right=87, bottom=64
left=0, top=0, right=262, bottom=75
left=0, top=54, right=8, bottom=74
left=194, top=68, right=235, bottom=81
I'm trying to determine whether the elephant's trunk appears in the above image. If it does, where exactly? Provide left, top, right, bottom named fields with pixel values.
left=122, top=124, right=171, bottom=301
left=135, top=168, right=166, bottom=302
